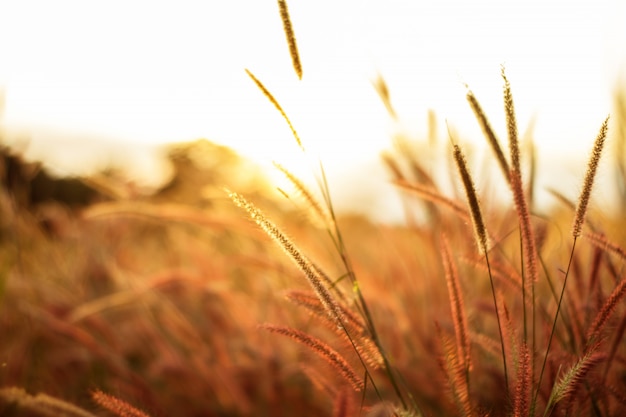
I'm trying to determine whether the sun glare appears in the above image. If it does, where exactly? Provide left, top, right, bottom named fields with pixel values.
left=0, top=0, right=624, bottom=217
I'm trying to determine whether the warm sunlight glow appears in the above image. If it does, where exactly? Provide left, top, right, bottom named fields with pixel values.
left=0, top=0, right=624, bottom=218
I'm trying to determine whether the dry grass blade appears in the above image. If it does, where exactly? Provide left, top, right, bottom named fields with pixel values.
left=245, top=68, right=303, bottom=150
left=260, top=324, right=365, bottom=391
left=572, top=116, right=610, bottom=238
left=277, top=0, right=302, bottom=79
left=91, top=390, right=151, bottom=417
left=0, top=387, right=98, bottom=417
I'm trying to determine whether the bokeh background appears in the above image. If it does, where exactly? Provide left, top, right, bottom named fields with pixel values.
left=0, top=0, right=624, bottom=221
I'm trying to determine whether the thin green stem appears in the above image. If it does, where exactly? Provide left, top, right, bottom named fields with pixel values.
left=315, top=159, right=419, bottom=413
left=532, top=238, right=578, bottom=414
left=485, top=249, right=509, bottom=393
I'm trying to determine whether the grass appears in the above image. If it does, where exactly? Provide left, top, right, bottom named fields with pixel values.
left=2, top=2, right=626, bottom=415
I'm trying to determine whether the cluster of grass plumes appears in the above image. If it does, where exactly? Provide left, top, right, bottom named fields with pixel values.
left=237, top=34, right=626, bottom=413
left=1, top=79, right=626, bottom=416
left=2, top=1, right=626, bottom=414
left=383, top=72, right=624, bottom=415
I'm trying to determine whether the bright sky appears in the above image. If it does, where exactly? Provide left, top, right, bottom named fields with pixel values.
left=0, top=0, right=624, bottom=218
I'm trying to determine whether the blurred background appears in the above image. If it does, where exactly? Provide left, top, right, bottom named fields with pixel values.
left=0, top=0, right=624, bottom=221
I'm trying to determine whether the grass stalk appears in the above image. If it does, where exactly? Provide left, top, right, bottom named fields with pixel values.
left=533, top=116, right=610, bottom=413
left=451, top=142, right=508, bottom=393
left=243, top=66, right=417, bottom=412
left=245, top=69, right=303, bottom=150
left=277, top=0, right=302, bottom=79
left=314, top=160, right=416, bottom=412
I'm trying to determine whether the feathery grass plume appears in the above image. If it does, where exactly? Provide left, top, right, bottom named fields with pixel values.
left=466, top=88, right=510, bottom=180
left=585, top=277, right=626, bottom=350
left=311, top=261, right=350, bottom=303
left=260, top=323, right=365, bottom=391
left=91, top=390, right=151, bottom=417
left=510, top=172, right=538, bottom=322
left=502, top=67, right=538, bottom=371
left=501, top=301, right=518, bottom=375
left=273, top=161, right=330, bottom=226
left=508, top=172, right=537, bottom=288
left=229, top=188, right=386, bottom=398
left=277, top=0, right=302, bottom=79
left=502, top=66, right=520, bottom=174
left=435, top=322, right=473, bottom=417
left=572, top=116, right=610, bottom=238
left=301, top=160, right=416, bottom=412
left=0, top=387, right=98, bottom=417
left=513, top=343, right=531, bottom=417
left=452, top=141, right=508, bottom=390
left=245, top=69, right=303, bottom=150
left=372, top=74, right=397, bottom=120
left=543, top=350, right=605, bottom=416
left=284, top=291, right=383, bottom=370
left=535, top=115, right=611, bottom=411
left=585, top=232, right=626, bottom=260
left=227, top=189, right=343, bottom=325
left=441, top=236, right=471, bottom=380
left=502, top=67, right=532, bottom=258
left=452, top=143, right=489, bottom=253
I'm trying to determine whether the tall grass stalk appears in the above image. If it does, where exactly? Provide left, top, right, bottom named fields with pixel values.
left=245, top=69, right=303, bottom=150
left=246, top=68, right=421, bottom=414
left=441, top=236, right=471, bottom=395
left=502, top=68, right=538, bottom=360
left=533, top=115, right=610, bottom=414
left=227, top=189, right=386, bottom=402
left=451, top=141, right=508, bottom=392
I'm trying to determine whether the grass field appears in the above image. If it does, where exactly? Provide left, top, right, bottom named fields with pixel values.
left=2, top=2, right=626, bottom=415
left=1, top=77, right=625, bottom=416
